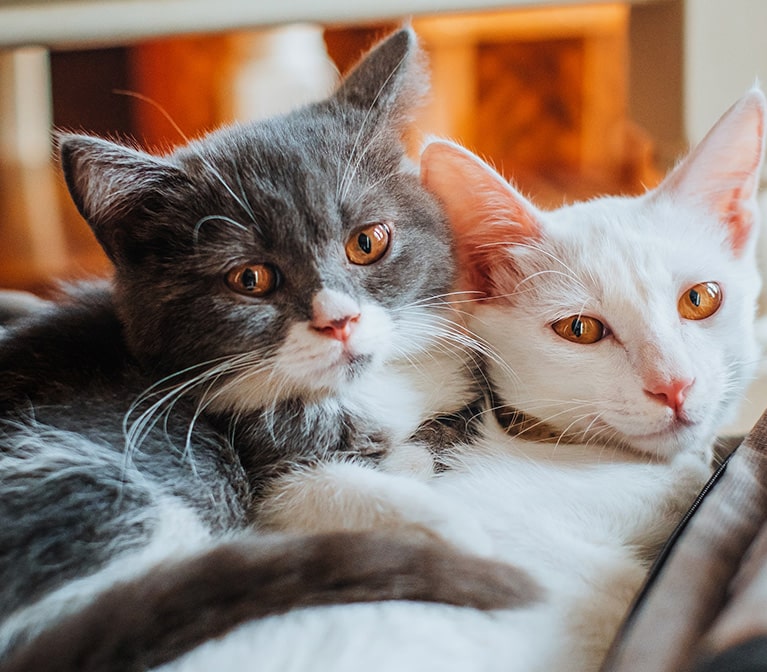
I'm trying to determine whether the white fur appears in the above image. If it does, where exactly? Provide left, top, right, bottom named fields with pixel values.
left=256, top=318, right=485, bottom=543
left=208, top=281, right=481, bottom=540
left=150, top=89, right=766, bottom=672
left=157, top=420, right=710, bottom=672
left=472, top=190, right=762, bottom=461
left=0, top=421, right=235, bottom=656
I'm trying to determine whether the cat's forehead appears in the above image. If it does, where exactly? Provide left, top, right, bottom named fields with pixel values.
left=535, top=195, right=736, bottom=310
left=161, top=109, right=445, bottom=292
left=182, top=108, right=392, bottom=182
left=174, top=111, right=401, bottom=239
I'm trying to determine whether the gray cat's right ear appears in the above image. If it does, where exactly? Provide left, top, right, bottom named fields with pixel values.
left=331, top=27, right=427, bottom=127
left=58, top=133, right=187, bottom=266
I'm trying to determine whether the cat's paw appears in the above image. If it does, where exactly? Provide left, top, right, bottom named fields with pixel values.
left=671, top=451, right=711, bottom=485
left=256, top=461, right=495, bottom=556
left=379, top=442, right=435, bottom=480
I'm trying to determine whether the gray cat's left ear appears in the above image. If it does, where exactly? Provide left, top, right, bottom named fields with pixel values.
left=658, top=86, right=766, bottom=256
left=331, top=27, right=428, bottom=127
left=58, top=133, right=188, bottom=266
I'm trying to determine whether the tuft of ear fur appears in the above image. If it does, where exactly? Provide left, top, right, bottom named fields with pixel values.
left=657, top=86, right=766, bottom=256
left=420, top=139, right=541, bottom=297
left=331, top=26, right=428, bottom=132
left=58, top=134, right=188, bottom=266
left=58, top=134, right=189, bottom=267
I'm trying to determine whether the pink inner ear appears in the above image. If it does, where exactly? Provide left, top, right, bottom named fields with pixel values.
left=724, top=183, right=756, bottom=254
left=421, top=141, right=541, bottom=297
left=659, top=88, right=765, bottom=257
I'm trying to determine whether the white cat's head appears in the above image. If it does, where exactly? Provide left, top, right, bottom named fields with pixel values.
left=421, top=88, right=766, bottom=459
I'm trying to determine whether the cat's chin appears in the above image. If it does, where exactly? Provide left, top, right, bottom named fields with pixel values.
left=619, top=420, right=713, bottom=461
left=554, top=411, right=713, bottom=462
left=307, top=353, right=375, bottom=391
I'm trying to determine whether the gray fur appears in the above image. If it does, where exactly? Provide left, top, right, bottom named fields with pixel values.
left=0, top=529, right=538, bottom=672
left=0, top=291, right=50, bottom=329
left=0, top=28, right=531, bottom=669
left=57, top=29, right=455, bottom=494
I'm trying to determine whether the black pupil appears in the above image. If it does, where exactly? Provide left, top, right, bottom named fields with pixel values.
left=571, top=318, right=584, bottom=338
left=242, top=268, right=257, bottom=291
left=358, top=233, right=372, bottom=255
left=689, top=289, right=701, bottom=306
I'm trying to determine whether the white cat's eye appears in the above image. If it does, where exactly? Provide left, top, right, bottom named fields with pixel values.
left=345, top=222, right=391, bottom=265
left=678, top=282, right=722, bottom=320
left=225, top=263, right=279, bottom=297
left=551, top=315, right=606, bottom=345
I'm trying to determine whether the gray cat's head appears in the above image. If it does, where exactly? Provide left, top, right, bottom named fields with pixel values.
left=59, top=28, right=455, bottom=410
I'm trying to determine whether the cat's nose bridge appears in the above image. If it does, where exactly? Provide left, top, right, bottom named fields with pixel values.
left=634, top=336, right=695, bottom=415
left=310, top=288, right=361, bottom=341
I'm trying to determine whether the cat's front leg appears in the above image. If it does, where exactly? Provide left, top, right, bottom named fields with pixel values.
left=256, top=460, right=494, bottom=556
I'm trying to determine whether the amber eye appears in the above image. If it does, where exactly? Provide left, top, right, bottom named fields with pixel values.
left=345, top=222, right=391, bottom=265
left=225, top=263, right=279, bottom=297
left=678, top=282, right=722, bottom=320
left=552, top=315, right=606, bottom=344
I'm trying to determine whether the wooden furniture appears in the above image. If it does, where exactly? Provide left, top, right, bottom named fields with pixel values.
left=0, top=0, right=675, bottom=291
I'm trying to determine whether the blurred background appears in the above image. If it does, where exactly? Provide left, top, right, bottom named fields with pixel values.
left=1, top=0, right=766, bottom=432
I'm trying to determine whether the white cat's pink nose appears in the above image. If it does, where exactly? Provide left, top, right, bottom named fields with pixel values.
left=644, top=378, right=694, bottom=416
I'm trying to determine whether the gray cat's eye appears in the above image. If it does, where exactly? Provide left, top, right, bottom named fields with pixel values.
left=225, top=263, right=280, bottom=297
left=345, top=222, right=391, bottom=265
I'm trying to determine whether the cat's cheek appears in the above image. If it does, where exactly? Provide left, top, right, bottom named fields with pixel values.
left=347, top=303, right=396, bottom=363
left=270, top=311, right=393, bottom=393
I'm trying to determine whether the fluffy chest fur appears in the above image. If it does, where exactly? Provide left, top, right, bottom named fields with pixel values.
left=152, top=425, right=705, bottom=672
left=157, top=86, right=767, bottom=672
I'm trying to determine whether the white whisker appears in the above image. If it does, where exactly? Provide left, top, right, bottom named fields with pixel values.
left=193, top=214, right=249, bottom=243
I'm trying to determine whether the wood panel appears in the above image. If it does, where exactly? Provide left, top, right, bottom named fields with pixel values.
left=0, top=3, right=661, bottom=290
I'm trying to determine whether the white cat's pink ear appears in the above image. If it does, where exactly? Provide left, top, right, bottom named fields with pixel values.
left=420, top=140, right=540, bottom=296
left=659, top=87, right=766, bottom=255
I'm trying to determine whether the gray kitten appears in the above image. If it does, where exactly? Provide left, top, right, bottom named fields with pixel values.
left=0, top=28, right=535, bottom=672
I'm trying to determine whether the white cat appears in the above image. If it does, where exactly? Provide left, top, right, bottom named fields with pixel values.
left=156, top=88, right=766, bottom=672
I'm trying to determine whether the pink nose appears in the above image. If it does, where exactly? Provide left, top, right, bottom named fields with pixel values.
left=312, top=314, right=359, bottom=342
left=644, top=378, right=694, bottom=416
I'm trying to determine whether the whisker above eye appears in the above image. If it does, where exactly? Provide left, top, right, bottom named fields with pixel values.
left=187, top=145, right=258, bottom=225
left=113, top=100, right=258, bottom=225
left=513, top=269, right=586, bottom=294
left=232, top=159, right=258, bottom=224
left=505, top=241, right=584, bottom=283
left=192, top=214, right=249, bottom=244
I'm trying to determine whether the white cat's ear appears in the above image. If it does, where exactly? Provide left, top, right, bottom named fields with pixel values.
left=420, top=139, right=541, bottom=296
left=58, top=133, right=187, bottom=266
left=658, top=87, right=766, bottom=255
